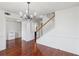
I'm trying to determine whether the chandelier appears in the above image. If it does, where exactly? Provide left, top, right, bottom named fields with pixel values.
left=19, top=2, right=37, bottom=21
left=19, top=2, right=55, bottom=22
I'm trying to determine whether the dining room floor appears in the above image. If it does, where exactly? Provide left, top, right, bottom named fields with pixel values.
left=0, top=38, right=78, bottom=56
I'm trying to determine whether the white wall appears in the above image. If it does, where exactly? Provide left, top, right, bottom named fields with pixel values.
left=0, top=10, right=6, bottom=51
left=37, top=6, right=79, bottom=55
left=22, top=20, right=35, bottom=41
left=17, top=22, right=21, bottom=37
left=42, top=17, right=55, bottom=35
left=6, top=21, right=21, bottom=40
left=0, top=10, right=21, bottom=51
left=0, top=9, right=21, bottom=51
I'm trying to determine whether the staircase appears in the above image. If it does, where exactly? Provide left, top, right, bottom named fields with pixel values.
left=35, top=12, right=55, bottom=41
left=33, top=12, right=55, bottom=53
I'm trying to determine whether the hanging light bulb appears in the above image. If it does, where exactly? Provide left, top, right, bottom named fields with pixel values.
left=24, top=14, right=26, bottom=18
left=30, top=15, right=33, bottom=18
left=19, top=11, right=23, bottom=17
left=16, top=20, right=21, bottom=22
left=26, top=10, right=28, bottom=14
left=34, top=12, right=37, bottom=16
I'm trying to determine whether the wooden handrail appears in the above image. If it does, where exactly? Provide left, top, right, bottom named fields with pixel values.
left=36, top=14, right=55, bottom=32
left=33, top=13, right=55, bottom=54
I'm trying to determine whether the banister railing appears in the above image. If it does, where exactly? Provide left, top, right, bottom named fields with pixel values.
left=34, top=12, right=55, bottom=42
left=33, top=12, right=55, bottom=54
left=36, top=13, right=55, bottom=32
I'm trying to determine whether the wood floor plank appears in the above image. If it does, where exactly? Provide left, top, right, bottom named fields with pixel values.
left=0, top=39, right=78, bottom=56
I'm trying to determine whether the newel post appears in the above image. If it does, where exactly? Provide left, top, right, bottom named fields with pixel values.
left=32, top=31, right=37, bottom=55
left=34, top=31, right=37, bottom=43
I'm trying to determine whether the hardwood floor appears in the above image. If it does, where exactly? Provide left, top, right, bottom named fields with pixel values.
left=0, top=38, right=78, bottom=56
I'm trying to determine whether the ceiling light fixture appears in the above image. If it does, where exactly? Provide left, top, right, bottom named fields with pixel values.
left=19, top=2, right=36, bottom=21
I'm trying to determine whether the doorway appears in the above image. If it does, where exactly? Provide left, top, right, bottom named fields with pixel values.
left=6, top=17, right=22, bottom=49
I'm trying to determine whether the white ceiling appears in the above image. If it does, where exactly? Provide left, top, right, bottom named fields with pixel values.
left=0, top=2, right=79, bottom=15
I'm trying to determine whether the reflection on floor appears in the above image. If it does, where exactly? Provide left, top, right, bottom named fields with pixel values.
left=0, top=38, right=78, bottom=56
